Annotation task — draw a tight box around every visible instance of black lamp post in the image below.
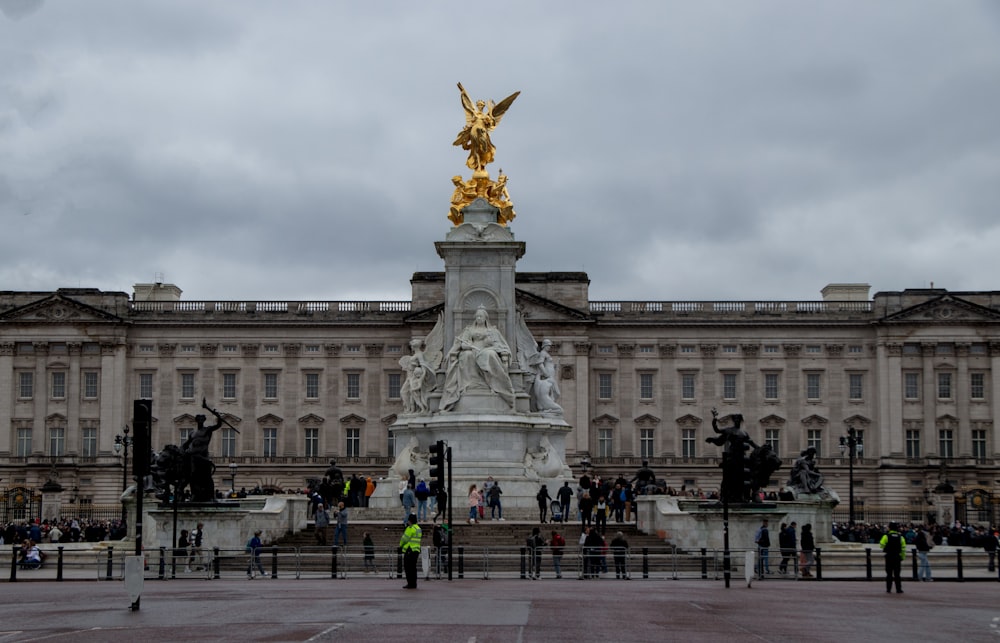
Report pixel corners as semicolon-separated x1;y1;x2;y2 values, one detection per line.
839;426;864;525
229;462;238;497
113;426;133;522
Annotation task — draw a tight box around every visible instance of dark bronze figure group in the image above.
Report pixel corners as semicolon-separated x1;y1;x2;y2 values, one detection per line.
706;408;782;504
150;399;237;503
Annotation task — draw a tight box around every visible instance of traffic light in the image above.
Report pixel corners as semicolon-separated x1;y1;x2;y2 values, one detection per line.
428;440;446;494
132;399;152;478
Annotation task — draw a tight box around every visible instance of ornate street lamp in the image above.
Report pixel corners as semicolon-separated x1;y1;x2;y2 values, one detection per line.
113;426;133;523
229;462;238;496
839;426;864;525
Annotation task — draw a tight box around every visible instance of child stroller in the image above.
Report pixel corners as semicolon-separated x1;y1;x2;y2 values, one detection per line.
550;500;563;522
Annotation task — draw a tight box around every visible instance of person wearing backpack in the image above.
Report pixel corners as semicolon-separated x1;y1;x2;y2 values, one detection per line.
754;518;771;576
880;521;906;593
415;479;430;521
915;525;933;582
488;481;504;521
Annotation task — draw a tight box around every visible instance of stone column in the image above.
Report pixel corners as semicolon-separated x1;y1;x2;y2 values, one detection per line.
955;343;971;457
573;342;591;456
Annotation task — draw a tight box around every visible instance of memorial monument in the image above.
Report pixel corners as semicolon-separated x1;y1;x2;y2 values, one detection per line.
379;83;573;509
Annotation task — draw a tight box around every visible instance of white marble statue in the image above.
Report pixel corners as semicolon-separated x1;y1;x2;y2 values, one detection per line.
391;436;429;480
523;435;567;479
398;317;443;415
440;305;515;411
514;317;563;415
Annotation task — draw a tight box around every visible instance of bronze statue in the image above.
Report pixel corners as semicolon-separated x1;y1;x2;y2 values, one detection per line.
706;408;758;503
453;83;520;173
150;398;236;503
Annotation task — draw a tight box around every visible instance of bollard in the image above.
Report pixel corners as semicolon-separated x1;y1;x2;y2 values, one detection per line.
458;546;465;579
520;546;527;579
159;547;166;580
331;545;338;579
396;547;403;579
815;548;822;580
700;548;708;579
957;549;964;582
106;547;114;580
643;547;649;580
57;546;64;582
865;548;872;580
911;547;918;580
271;545;279;579
10;544;20;582
213;547;220;579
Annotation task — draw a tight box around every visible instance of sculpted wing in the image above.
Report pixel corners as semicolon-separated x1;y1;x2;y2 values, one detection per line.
457;82;476;124
423;313;445;370
490;90;521;125
514;312;539;372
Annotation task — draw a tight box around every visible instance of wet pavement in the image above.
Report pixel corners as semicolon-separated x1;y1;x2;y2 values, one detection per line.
1;575;998;642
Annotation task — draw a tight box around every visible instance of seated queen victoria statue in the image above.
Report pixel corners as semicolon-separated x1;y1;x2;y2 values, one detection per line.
440;305;516;411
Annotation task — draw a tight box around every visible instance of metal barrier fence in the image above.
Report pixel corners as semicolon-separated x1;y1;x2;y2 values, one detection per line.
7;544;1000;583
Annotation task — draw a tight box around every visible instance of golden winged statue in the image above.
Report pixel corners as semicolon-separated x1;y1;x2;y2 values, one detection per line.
453;82;520;173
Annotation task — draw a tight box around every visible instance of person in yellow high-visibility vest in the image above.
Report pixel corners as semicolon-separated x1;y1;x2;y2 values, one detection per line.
400;514;423;589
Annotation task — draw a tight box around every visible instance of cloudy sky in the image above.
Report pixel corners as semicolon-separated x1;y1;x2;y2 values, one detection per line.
2;1;999;304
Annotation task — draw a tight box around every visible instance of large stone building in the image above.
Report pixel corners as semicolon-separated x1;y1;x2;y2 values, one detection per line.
2;277;999;523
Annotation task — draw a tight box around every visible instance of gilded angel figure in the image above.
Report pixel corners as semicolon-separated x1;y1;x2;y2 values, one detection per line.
453;82;520;172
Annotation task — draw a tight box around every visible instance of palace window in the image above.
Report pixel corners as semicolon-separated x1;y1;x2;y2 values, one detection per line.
598;373;613;400
640;429;655;459
346;373;361;400
681;429;697;458
346;428;361;458
972;430;987;462
848;373;864;401
263;373;279;400
82;427;98;458
84;372;99;399
388;373;402;400
16;428;32;457
681;373;696;401
263;428;277;458
904;372;920;400
50;372;66;399
598;428;613;457
221;428;237;457
222;372;237;400
722;373;738;401
49;427;65;457
806;373;822;400
18;372;33;399
139;373;154;399
807;429;822;457
937;372;952;400
764;373;780;401
305;373;320;400
970;373;985;400
939;429;954;459
180;373;196;400
305;428;319;458
765;429;780;455
906;430;920;459
639;373;654;400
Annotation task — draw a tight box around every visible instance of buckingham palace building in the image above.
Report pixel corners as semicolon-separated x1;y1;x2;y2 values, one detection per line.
2;278;999;523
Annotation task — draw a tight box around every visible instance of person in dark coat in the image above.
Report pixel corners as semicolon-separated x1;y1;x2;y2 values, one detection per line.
536;485;552;523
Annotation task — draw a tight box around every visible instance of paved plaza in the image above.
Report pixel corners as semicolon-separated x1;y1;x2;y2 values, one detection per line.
1;576;998;642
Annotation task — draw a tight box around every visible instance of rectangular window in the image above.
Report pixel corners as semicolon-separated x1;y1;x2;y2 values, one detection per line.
681;373;696;400
722;373;738;400
681;429;696;458
221;428;237;457
640;429;655;459
49;427;65;456
972;430;987;461
387;430;396;458
263;373;278;400
848;345;864;354
346;373;361;399
263;428;277;458
937;372;952;399
939;429;954;459
346;428;361;458
179;428;192;444
598;373;613;399
765;429;779;455
305;373;320;400
763;345;780;354
680;346;696;354
598;428;613;457
807;429;822;456
263;344;280;353
388;373;402;400
905;430;920;459
764;373;779;400
904;372;920;400
806;345;822;354
305;344;321;354
806;373;821;400
639;373;654;400
305;428;319;458
222;373;237;399
84;372;99;399
722;345;738;354
180;373;195;399
849;373;864;401
19;372;34;399
82;427;98;457
971;373;985;400
50;372;66;399
139;373;154;399
16;428;32;457
639;346;655;354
